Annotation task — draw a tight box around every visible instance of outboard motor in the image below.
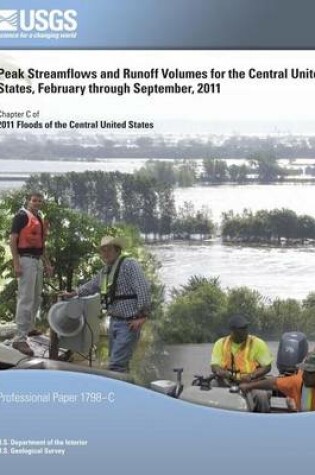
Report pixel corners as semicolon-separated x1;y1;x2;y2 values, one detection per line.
277;331;308;375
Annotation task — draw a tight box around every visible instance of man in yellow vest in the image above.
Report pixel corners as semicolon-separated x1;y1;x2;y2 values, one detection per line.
211;314;273;412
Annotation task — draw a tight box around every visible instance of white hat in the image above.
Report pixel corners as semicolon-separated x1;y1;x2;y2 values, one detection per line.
100;235;125;249
48;299;84;337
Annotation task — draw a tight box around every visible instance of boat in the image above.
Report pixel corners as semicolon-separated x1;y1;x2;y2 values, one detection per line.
0;293;310;402
150;331;309;412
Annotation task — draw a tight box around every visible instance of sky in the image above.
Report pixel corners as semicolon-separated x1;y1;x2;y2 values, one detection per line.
1;50;315;134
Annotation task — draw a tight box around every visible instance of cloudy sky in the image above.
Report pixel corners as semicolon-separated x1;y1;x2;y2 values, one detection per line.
1;50;315;134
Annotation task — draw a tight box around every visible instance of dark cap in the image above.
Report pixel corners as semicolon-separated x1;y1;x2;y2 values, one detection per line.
228;314;249;330
299;353;315;373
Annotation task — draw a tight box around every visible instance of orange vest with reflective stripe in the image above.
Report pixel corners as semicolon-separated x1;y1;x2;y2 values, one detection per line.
18;209;45;249
222;335;258;379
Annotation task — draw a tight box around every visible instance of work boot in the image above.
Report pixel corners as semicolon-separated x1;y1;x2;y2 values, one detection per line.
27;329;42;337
12;341;34;357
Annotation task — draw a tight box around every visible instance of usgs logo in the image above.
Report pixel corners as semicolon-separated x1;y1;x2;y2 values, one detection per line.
0;9;77;32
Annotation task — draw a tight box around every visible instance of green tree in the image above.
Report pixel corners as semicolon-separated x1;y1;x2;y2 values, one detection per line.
175;159;197;187
136;160;177;186
228;164;239;182
134;175;159;238
226;287;265;333
172;202;214;240
214;160;228;182
228;164;248;183
159;277;227;343
202;158;215;181
157;184;176;238
297;215;315;243
202;158;228;183
300;293;315;338
269;208;298;242
249;152;283;183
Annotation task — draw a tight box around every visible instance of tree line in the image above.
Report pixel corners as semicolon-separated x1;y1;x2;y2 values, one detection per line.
222;208;315;244
4;170;314;248
3;133;315;160
158;277;315;343
26;171;214;240
23;171;315;245
137;154;312;186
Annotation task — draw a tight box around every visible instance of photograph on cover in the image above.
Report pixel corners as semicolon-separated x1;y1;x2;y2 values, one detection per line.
1;50;315;413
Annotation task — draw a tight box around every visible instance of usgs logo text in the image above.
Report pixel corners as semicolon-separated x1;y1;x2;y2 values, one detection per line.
0;9;77;32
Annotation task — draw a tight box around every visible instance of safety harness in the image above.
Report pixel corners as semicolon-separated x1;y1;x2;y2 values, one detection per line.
100;255;137;309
